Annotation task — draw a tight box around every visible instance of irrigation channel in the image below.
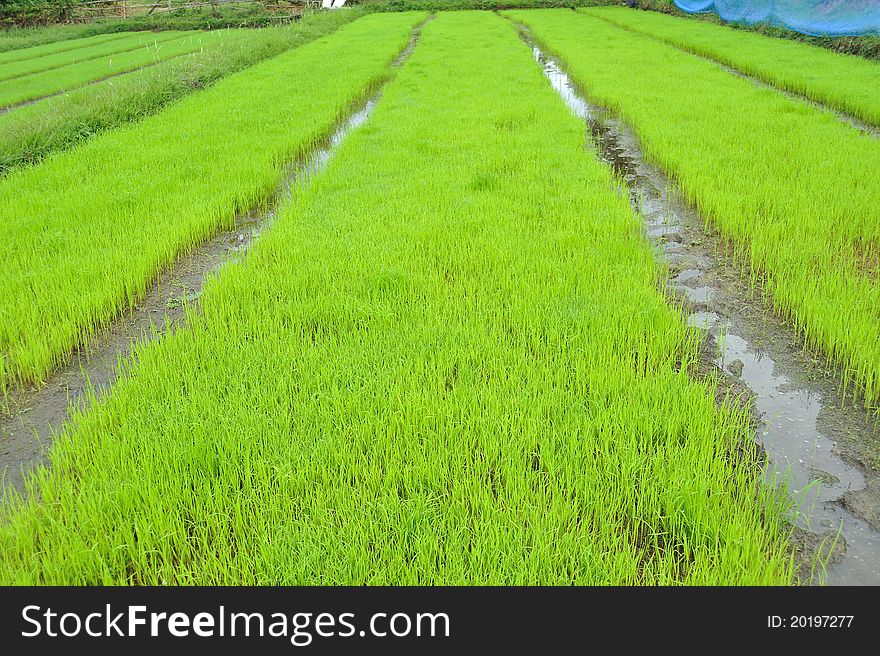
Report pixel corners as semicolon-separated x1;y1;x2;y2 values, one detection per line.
0;20;429;497
521;31;880;585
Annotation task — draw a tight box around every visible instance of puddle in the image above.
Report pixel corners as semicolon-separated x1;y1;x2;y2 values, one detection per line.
526;34;880;585
686;311;721;329
683;285;714;305
676;268;703;284
0;21;428;498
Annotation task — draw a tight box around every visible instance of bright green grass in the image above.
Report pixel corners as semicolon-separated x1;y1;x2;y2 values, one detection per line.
0;10;361;176
0;10;795;585
0;12;425;392
584;6;880;128
0;30;197;83
0;29;249;109
0;31;131;64
509;9;880;410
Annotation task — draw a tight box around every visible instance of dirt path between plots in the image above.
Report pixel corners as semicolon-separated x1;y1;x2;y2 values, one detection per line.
0;19;431;498
521;29;880;586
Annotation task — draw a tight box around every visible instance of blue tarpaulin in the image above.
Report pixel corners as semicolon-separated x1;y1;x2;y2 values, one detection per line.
673;1;880;36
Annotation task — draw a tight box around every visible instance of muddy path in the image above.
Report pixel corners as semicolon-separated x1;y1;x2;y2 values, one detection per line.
0;20;430;498
522;30;880;585
588;12;879;139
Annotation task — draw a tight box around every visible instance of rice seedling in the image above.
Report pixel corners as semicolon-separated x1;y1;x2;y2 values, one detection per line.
0;10;795;585
0;29;250;110
0;11;425;392
0;10;362;175
507;9;880;410
584;6;880;128
0;30;198;83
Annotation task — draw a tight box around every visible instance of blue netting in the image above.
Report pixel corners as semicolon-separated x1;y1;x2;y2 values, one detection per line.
673;1;880;36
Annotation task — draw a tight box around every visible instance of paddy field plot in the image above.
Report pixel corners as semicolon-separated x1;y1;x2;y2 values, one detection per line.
0;10;361;176
584;6;880;129
0;11;794;585
509;9;880;409
0;12;422;393
1;7;877;586
0;29;250;110
0;30;199;83
0;31;132;65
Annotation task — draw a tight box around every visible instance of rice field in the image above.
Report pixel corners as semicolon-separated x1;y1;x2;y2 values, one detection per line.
0;30;196;82
0;12;421;392
0;29;251;110
0;10;361;175
510;8;880;409
0;31;131;63
0;6;876;586
586;6;880;128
